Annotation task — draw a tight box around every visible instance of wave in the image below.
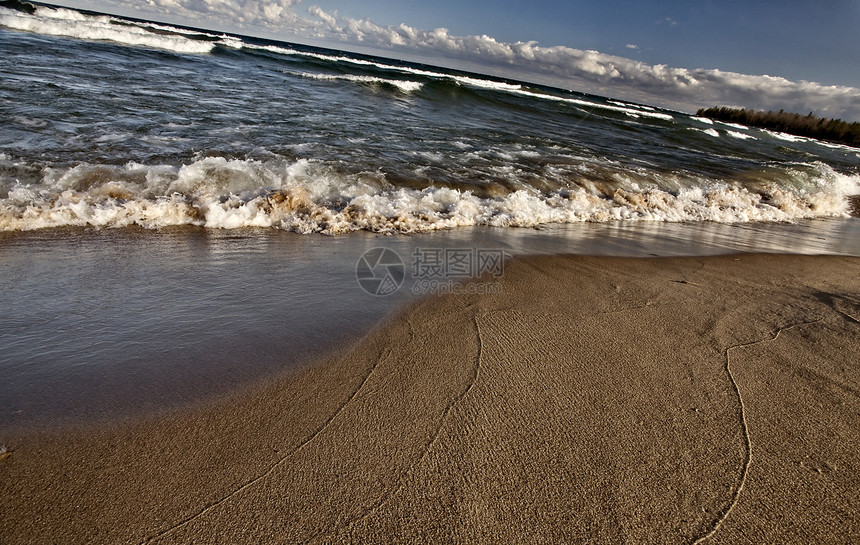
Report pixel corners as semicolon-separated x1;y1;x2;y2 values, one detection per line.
2;2;678;122
761;129;810;143
692;116;714;125
717;121;750;131
727;130;756;140
757;129;860;152
508;88;675;121
692;128;720;138
288;71;423;93
246;42;527;93
0;6;583;108
0;3;220;53
241;41;661;118
1;157;856;233
608;99;657;112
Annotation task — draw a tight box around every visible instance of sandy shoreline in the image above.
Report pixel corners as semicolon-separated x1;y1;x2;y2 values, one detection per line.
1;253;859;543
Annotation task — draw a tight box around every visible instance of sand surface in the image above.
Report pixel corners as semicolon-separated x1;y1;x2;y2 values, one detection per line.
1;254;858;543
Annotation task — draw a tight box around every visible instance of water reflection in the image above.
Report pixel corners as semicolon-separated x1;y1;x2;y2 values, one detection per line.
1;218;857;428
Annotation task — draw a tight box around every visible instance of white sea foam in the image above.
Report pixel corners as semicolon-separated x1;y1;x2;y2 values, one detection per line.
813;140;859;151
509;89;674;121
250;43;451;79
608;99;656;111
135;20;239;47
727;130;756;140
2;158;856;233
0;5;217;53
248;43;529;94
757;129;858;151
694;128;720;138
452;75;522;92
718;121;750;130
764;130;806;142
290;71;423;93
244;41;679;120
691;116;714;124
244;44;522;91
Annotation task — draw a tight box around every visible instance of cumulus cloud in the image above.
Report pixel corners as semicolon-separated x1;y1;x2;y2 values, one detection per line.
137;0;307;29
306;5;338;32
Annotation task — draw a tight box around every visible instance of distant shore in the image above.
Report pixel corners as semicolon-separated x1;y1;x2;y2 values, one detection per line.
1;253;858;543
697;106;860;147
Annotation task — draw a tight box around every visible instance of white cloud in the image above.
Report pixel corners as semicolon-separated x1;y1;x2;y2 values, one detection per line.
625;44;639;50
306;5;338;32
139;0;306;28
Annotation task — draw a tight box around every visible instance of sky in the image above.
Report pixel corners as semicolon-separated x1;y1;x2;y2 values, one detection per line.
34;0;860;119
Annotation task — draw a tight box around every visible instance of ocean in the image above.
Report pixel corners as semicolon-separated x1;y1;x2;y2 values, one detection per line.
1;2;859;427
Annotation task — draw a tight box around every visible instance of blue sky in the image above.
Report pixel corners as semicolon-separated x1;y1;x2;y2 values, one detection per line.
17;1;860;118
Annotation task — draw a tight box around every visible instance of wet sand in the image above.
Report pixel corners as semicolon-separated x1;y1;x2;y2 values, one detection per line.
1;253;859;544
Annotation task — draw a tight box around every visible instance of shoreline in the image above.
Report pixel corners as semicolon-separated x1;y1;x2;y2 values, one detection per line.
1;252;858;543
4;218;859;429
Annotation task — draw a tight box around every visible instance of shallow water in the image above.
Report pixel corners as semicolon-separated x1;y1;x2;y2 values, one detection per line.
1;219;858;428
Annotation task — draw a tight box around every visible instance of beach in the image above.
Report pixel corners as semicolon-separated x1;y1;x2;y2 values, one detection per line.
2;252;858;543
2;3;860;544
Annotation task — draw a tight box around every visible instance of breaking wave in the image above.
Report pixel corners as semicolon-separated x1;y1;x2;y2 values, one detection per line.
289;71;424;93
1;157;856;233
0;3;223;53
0;3;684;120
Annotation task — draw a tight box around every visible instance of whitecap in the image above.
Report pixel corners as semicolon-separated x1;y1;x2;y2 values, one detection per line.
0;5;216;53
2;158;856;233
289;71;423;93
727;130;756;140
693;128;720;138
718;121;750;130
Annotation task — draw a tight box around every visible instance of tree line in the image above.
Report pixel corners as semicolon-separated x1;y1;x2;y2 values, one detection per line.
696;106;860;146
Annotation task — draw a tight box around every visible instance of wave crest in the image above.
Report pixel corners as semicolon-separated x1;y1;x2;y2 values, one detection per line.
0;4;218;53
289;71;423;93
1;157;856;233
